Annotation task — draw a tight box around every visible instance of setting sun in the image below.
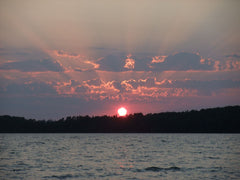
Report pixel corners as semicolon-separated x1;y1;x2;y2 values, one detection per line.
117;107;127;117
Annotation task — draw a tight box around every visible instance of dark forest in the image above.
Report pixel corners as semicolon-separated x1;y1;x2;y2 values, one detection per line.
0;106;240;133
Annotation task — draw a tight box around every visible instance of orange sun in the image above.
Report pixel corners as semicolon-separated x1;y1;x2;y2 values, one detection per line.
117;107;127;117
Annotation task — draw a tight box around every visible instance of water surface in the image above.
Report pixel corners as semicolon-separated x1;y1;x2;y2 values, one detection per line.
0;134;240;179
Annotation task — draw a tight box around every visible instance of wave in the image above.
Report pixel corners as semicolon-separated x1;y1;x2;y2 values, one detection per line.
43;174;82;179
145;166;181;172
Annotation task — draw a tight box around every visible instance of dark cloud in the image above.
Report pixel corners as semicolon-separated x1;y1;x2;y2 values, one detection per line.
122;79;139;89
97;54;153;72
150;52;213;71
84;79;102;86
0;49;239;119
112;81;124;92
0;48;63;72
133;56;152;71
96;52;214;72
119;78;156;90
75;85;89;93
226;54;240;58
104;77;240;97
0;58;63;72
141;78;156;87
0;82;57;96
97;55;126;72
0;48;50;61
157;79;240;95
57;50;79;57
69;80;80;87
74;68;83;72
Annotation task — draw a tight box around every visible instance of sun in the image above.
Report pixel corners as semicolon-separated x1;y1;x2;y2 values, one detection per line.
117;107;127;117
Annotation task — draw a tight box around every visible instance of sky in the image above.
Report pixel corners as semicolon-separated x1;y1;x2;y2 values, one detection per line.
0;0;240;119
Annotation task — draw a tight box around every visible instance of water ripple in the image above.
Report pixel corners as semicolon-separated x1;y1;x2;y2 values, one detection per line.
0;134;239;180
145;166;181;172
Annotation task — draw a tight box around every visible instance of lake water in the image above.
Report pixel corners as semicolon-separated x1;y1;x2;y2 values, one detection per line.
0;134;240;180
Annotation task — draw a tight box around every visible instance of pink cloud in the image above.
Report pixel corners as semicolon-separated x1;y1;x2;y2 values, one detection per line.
213;60;221;71
151;56;167;63
225;59;240;71
84;60;100;69
124;54;135;70
1;50;239;103
200;58;205;64
48;50;101;72
212;57;240;72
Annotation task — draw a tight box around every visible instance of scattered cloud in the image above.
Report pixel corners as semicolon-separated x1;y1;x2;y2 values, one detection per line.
1;49;239;118
212;59;240;71
225;60;240;71
44;73;240;102
124;54;135;70
151;56;166;63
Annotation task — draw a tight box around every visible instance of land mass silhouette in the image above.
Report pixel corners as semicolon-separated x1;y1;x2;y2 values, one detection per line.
0;106;240;133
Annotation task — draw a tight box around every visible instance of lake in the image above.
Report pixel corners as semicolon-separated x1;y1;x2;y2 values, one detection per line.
0;134;240;179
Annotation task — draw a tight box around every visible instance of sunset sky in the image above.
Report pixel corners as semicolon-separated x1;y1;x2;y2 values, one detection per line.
0;0;240;119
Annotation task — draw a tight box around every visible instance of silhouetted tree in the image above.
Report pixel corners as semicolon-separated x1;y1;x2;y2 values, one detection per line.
0;106;239;133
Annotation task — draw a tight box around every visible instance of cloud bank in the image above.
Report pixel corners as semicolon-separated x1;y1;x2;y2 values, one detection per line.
0;49;239;118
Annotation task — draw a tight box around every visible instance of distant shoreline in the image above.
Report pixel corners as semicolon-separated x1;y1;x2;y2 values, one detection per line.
1;106;240;133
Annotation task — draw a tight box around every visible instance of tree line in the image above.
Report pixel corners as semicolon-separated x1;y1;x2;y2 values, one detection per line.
0;106;240;133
